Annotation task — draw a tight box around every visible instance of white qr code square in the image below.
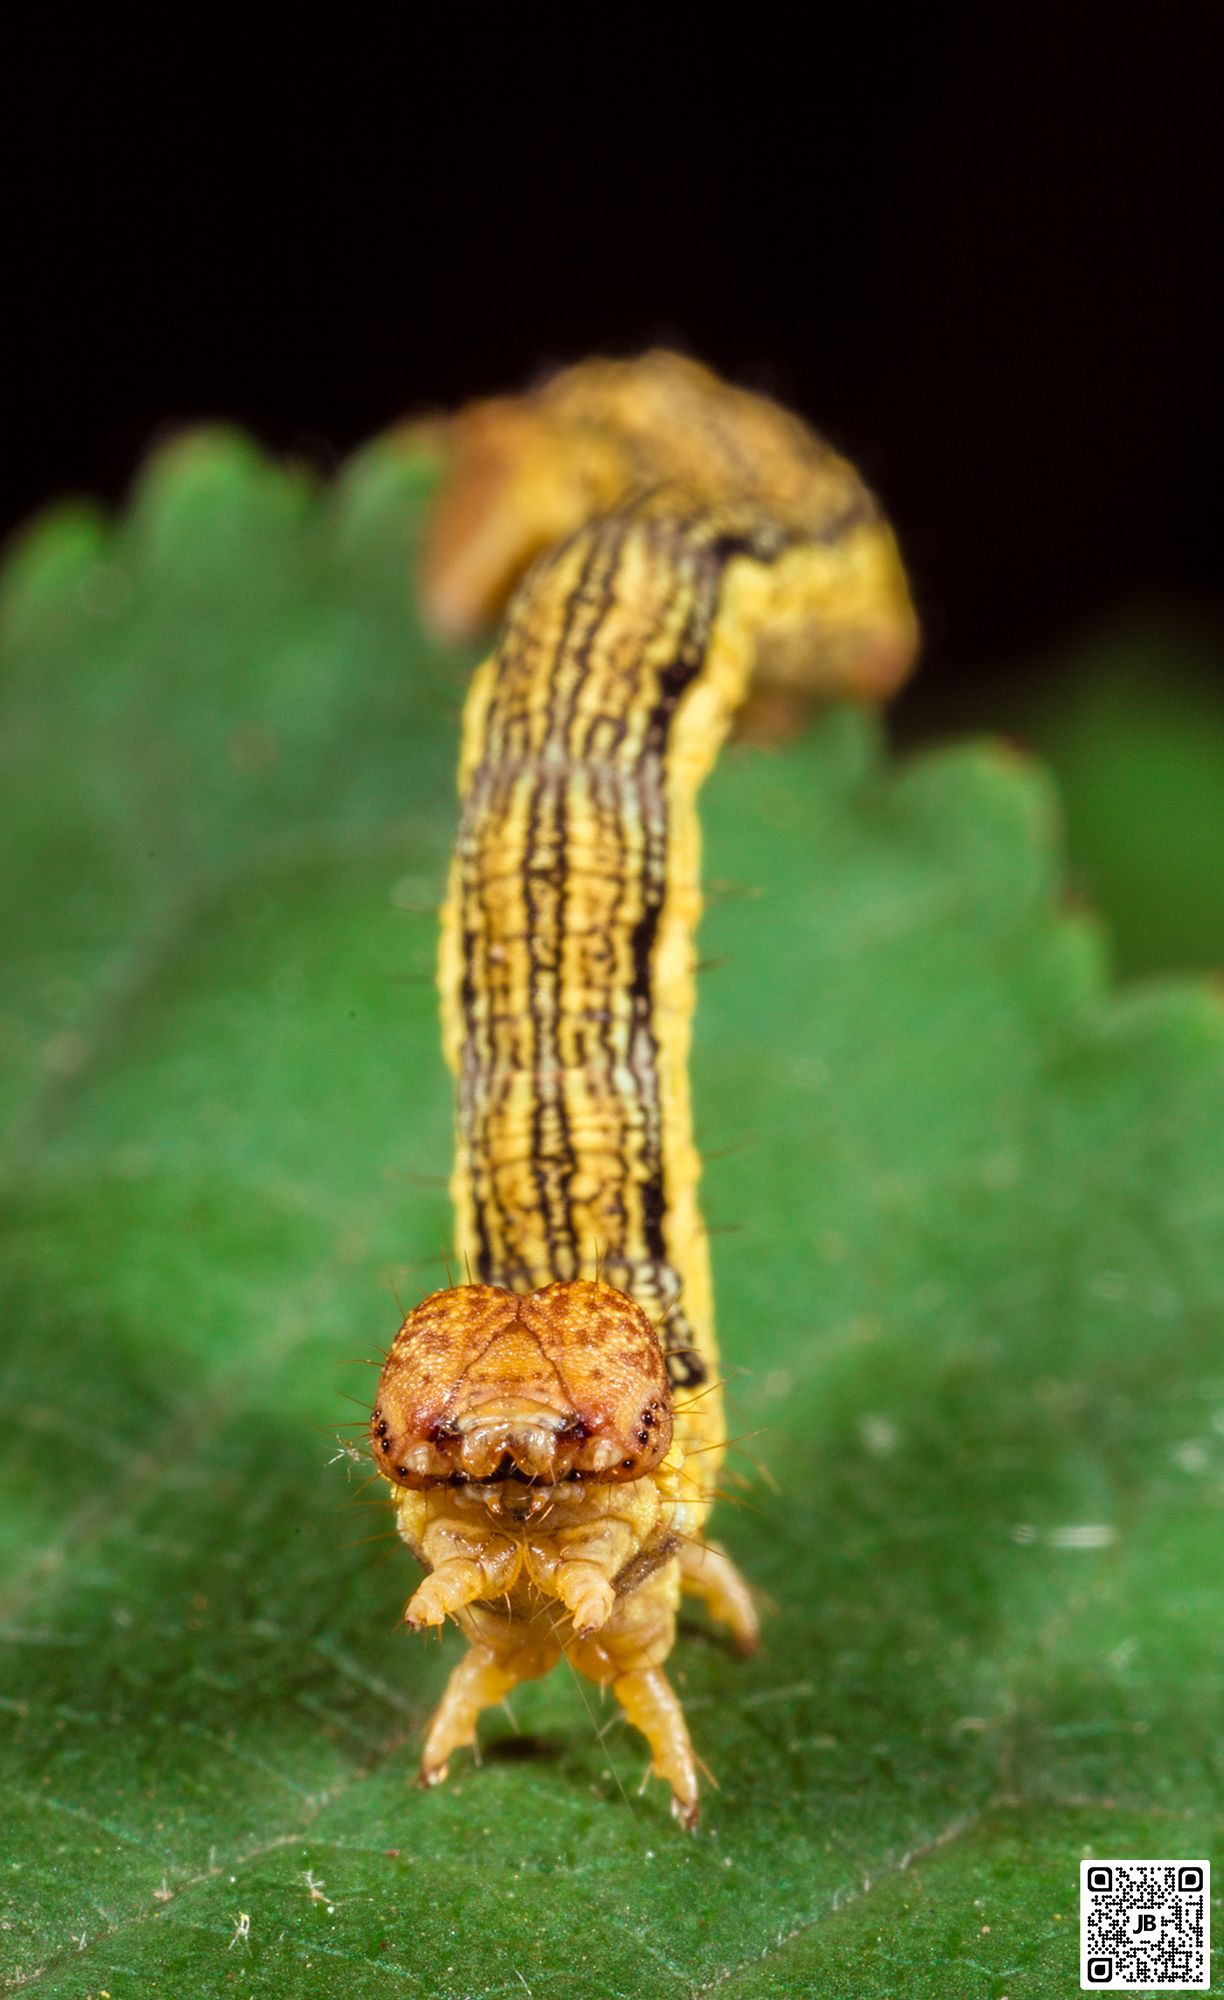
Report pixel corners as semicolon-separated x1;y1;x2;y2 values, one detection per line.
1081;1859;1210;1988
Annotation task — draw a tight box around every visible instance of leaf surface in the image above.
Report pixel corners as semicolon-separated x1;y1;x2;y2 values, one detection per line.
2;440;1222;1998
1027;615;1224;977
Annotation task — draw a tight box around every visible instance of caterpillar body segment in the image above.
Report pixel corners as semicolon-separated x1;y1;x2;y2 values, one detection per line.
371;352;917;1824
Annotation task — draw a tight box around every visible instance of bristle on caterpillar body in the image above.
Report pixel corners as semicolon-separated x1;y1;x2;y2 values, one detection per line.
371;352;917;1826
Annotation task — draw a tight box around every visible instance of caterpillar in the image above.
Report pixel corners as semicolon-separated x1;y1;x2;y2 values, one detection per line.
370;352;918;1826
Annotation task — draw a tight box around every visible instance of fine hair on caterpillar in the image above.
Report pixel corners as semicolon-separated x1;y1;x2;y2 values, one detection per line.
369;350;918;1827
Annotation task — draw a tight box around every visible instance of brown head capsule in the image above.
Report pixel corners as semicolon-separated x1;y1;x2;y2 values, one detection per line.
370;1279;673;1488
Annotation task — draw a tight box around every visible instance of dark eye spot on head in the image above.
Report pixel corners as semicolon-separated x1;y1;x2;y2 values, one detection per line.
396;1465;409;1478
622;1458;633;1469
636;1429;649;1445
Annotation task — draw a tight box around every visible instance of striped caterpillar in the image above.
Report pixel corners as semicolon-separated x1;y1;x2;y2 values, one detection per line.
370;353;917;1826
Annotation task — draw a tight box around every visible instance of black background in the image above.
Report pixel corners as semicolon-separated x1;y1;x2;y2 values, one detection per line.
7;10;1221;718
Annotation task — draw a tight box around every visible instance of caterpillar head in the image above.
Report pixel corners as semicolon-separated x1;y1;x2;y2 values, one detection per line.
370;1279;674;1488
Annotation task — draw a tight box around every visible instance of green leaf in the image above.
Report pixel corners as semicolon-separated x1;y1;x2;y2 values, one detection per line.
1024;613;1224;979
2;439;1222;1999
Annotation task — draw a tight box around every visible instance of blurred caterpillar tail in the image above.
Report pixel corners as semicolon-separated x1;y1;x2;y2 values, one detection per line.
419;348;918;713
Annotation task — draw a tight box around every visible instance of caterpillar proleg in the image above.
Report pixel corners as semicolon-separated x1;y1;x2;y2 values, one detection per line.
371;352;917;1825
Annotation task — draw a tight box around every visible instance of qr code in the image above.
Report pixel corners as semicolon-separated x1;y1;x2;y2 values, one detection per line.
1081;1859;1210;1988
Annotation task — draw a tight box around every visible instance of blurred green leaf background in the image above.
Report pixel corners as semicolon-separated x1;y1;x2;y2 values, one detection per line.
1;437;1222;1998
905;608;1224;983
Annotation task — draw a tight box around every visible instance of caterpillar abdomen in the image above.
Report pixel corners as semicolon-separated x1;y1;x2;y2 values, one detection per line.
370;354;917;1826
442;510;730;1393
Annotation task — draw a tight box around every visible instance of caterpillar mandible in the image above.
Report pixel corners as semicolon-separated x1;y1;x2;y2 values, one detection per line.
370;352;918;1826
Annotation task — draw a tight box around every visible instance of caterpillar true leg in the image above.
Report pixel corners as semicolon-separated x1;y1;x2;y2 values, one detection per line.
568;1556;698;1826
677;1537;760;1655
610;1668;700;1831
371;351;918;1824
420;1621;561;1787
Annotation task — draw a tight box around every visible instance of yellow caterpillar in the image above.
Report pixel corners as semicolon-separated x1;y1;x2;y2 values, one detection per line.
370;352;917;1825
